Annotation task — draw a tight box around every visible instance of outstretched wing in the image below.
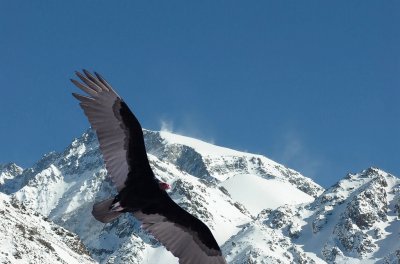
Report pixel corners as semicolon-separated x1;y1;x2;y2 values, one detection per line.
71;70;152;191
134;193;227;264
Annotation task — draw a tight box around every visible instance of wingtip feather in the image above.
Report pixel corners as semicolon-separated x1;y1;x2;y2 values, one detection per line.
94;72;112;90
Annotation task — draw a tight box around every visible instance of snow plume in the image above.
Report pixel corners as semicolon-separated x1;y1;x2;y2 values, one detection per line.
160;119;174;133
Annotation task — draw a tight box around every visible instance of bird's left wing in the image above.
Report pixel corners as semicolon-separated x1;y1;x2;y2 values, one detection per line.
134;193;227;264
71;70;152;191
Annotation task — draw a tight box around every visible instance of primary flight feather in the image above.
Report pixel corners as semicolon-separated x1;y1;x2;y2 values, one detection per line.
71;70;226;264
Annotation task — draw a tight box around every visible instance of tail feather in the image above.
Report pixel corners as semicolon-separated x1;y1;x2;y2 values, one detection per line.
92;198;123;223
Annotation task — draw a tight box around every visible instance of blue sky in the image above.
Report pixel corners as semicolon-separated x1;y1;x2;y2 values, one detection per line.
0;1;398;187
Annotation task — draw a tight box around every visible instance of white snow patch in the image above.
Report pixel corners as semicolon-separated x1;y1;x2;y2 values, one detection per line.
221;173;315;215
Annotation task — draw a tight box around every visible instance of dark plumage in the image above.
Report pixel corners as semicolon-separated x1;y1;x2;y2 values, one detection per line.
71;70;227;264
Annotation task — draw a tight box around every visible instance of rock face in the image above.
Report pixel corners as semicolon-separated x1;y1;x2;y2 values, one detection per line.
0;192;95;264
0;129;398;263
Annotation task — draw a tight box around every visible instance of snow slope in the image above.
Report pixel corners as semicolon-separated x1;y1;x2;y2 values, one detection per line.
221;173;314;215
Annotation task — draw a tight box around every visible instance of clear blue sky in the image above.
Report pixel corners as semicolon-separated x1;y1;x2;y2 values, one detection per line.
0;1;398;187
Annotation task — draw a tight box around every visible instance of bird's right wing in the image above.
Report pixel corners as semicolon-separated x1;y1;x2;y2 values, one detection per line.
71;70;152;191
134;193;227;264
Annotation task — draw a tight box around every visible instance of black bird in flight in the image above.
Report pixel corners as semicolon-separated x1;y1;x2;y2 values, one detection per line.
71;70;227;264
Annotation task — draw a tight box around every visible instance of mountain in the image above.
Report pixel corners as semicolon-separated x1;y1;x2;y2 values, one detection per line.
0;192;95;263
0;129;398;263
224;167;400;263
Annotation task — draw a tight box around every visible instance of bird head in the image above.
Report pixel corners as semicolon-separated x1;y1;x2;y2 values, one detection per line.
158;182;171;190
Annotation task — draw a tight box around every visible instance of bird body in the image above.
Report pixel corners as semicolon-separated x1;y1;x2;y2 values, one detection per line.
71;70;227;264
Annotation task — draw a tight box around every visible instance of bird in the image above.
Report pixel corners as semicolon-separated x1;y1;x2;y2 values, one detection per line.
70;70;227;264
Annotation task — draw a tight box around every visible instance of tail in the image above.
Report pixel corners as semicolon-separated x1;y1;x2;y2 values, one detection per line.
92;198;123;223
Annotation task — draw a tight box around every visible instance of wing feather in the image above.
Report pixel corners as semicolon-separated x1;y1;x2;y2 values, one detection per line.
72;93;95;103
70;79;98;96
71;70;152;190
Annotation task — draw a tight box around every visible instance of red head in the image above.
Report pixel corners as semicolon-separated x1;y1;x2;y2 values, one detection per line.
158;181;171;190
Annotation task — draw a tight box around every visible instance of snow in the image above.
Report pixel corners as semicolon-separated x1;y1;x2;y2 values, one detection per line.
221;173;315;215
223;223;320;264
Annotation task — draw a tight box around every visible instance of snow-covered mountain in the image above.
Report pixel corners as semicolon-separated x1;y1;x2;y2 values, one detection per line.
0;129;398;263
